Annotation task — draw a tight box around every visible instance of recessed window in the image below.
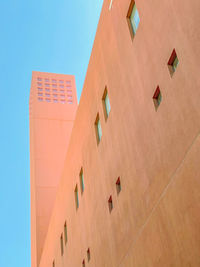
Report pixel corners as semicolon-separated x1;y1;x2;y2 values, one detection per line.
82;259;85;267
116;177;121;194
153;86;162;110
45;88;50;92
52;84;57;88
108;195;113;212
45;78;49;82
95;113;102;144
53;99;58;103
60;234;64;256
37;87;43;91
87;248;90;262
79;168;84;194
127;1;140;38
64;222;67;245
59;84;64;88
74;185;79;209
45;83;50;87
37;82;42;86
38;97;43;102
38;93;43;96
168;49;179;76
45;98;51;102
59;80;64;84
102;87;111;120
37;77;42;81
52;79;57;83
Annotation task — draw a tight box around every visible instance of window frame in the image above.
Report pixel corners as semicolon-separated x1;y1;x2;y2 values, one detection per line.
127;0;140;39
87;248;91;262
64;222;67;245
60;233;64;256
108;195;113;213
153;86;162;110
79;168;84;194
168;49;179;76
95;113;102;144
74;185;79;209
102;87;111;120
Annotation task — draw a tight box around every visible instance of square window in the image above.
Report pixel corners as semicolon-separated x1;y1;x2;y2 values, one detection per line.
79;168;84;194
153;86;162;110
102;87;111;120
127;1;140;37
95;113;102;144
168;49;179;76
74;185;79;209
108;195;113;213
64;222;67;245
87;248;90;262
116;177;121;194
60;234;64;256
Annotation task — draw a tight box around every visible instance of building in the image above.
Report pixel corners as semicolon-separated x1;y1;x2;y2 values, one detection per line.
30;0;200;266
29;71;78;266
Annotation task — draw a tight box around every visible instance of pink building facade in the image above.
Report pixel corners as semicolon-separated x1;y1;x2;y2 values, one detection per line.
29;71;78;266
30;0;200;266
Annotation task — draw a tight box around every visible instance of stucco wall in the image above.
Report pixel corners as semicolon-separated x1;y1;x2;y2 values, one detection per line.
36;0;200;266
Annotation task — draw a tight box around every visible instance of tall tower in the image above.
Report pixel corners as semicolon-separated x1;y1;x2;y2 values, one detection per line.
29;71;78;267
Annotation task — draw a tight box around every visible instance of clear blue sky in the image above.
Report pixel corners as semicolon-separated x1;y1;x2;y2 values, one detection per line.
0;0;103;266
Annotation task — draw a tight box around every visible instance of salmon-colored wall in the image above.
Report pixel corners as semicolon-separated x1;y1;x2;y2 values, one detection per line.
32;0;200;266
29;72;78;266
